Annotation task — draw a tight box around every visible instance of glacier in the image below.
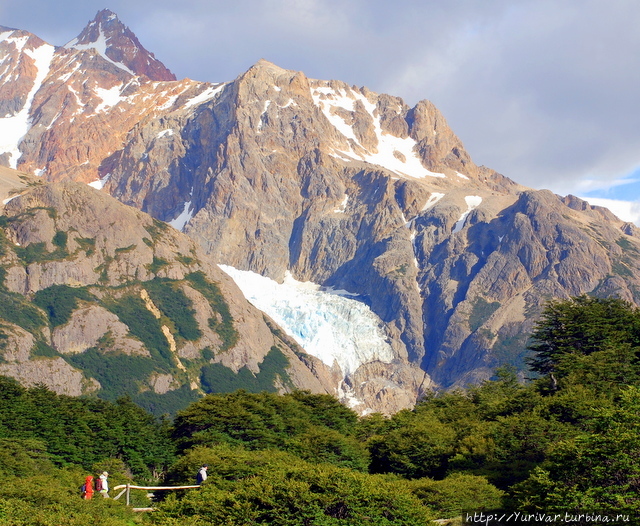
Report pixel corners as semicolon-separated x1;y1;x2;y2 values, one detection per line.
218;265;395;376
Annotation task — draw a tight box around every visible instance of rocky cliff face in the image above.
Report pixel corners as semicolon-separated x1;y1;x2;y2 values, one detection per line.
2;12;640;409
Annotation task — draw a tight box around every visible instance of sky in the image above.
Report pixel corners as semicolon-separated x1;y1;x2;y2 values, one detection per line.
2;0;640;222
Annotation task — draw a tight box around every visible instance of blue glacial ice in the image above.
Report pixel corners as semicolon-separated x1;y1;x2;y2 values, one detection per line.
218;265;395;376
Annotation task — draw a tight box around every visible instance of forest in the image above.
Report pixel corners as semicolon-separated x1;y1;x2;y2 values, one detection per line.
0;295;638;525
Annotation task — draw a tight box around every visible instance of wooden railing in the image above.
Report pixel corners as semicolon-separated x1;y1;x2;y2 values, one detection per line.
112;484;201;509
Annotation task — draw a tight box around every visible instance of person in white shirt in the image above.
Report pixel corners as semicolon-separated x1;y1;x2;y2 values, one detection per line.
196;464;208;484
99;471;109;498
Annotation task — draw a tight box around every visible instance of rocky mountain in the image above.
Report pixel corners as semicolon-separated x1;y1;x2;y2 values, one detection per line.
0;179;347;415
2;11;640;410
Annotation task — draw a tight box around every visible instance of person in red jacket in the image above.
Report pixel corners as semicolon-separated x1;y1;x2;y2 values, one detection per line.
82;475;94;500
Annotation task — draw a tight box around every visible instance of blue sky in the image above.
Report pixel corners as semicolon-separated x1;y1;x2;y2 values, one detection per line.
2;0;640;222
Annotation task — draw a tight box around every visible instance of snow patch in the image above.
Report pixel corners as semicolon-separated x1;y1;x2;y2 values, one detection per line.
88;173;110;190
452;196;482;234
158;94;180;111
218;265;395;376
66;27;135;76
94;84;123;113
57;62;81;83
333;195;349;213
258;100;271;131
184;84;225;109
0;42;55;168
168;201;194;232
422;192;445;211
0;31;15;44
2;34;29;51
156;129;174;139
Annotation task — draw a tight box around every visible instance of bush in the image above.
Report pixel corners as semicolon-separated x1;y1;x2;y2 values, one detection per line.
185;272;238;352
0;439;54;478
0;290;47;332
33;285;95;328
409;473;504;516
368;409;456;479
0;468;141;526
67;346;158;401
106;294;171;366
199;347;291;394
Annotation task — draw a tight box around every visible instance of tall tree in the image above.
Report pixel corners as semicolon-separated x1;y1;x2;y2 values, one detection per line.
527;296;640;392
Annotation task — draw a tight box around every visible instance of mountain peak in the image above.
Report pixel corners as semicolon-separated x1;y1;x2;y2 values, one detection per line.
65;9;176;81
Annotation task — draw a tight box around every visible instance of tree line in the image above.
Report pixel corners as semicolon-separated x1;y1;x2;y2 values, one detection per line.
0;295;638;524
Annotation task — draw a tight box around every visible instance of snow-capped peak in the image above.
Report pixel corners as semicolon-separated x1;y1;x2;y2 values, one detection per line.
65;10;176;81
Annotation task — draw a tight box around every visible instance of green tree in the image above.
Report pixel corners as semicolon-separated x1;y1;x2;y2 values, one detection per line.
0;467;141;526
514;386;640;512
0;438;53;478
0;378;172;480
409;473;504;516
171;391;367;470
368;409;456;479
527;296;640;392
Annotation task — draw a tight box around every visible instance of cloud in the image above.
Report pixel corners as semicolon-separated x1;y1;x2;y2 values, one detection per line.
382;0;640;194
579;196;640;226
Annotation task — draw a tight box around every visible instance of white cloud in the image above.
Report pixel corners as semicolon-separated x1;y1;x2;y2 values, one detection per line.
579;196;640;226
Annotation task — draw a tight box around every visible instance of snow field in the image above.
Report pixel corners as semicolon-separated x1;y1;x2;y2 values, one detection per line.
311;84;445;180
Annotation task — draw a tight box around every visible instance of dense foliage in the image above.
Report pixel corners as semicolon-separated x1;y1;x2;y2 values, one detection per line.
33;285;95;328
528;295;640;392
0;377;173;480
199;346;292;394
0;295;639;524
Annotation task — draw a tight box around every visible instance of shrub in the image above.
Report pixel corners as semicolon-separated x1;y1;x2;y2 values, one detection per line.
67;347;158;401
144;279;201;342
0;290;47;332
74;236;96;256
0;468;141;526
147;256;169;274
199;347;290;394
33;285;95;328
105;294;171;366
409;473;504;516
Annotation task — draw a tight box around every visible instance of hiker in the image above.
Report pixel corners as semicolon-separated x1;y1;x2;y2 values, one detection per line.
82;475;94;500
196;464;208;484
97;471;110;498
